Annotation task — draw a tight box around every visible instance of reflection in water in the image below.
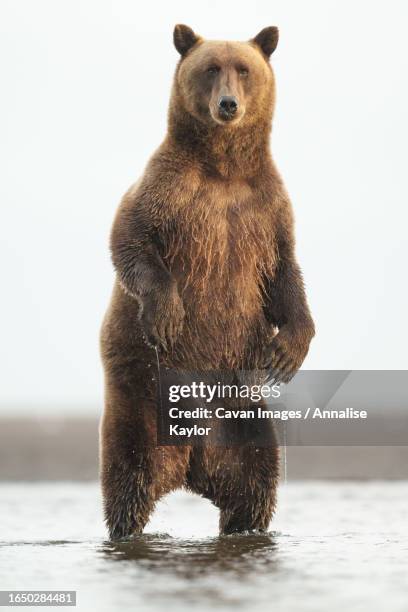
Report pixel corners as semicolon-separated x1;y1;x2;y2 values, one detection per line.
100;532;279;578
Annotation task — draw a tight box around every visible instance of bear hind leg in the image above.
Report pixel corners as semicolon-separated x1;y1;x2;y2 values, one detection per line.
100;366;190;540
188;446;280;535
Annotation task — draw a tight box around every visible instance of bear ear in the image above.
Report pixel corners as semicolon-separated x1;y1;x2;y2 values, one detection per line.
251;26;279;59
173;24;200;57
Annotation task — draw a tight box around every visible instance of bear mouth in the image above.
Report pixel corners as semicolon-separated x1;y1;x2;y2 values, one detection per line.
218;110;236;122
214;108;244;125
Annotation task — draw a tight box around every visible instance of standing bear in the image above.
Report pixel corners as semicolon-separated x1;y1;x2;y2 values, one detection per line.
100;25;315;539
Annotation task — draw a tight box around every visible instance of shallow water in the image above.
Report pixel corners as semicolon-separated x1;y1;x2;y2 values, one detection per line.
0;482;407;611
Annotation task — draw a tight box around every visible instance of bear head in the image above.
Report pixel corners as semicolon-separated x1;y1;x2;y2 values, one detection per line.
172;24;279;128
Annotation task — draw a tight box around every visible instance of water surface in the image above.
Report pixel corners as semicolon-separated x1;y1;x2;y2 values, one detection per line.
0;482;407;611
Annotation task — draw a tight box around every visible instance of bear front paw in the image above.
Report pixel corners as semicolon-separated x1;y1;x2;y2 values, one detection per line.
262;325;313;384
140;285;185;351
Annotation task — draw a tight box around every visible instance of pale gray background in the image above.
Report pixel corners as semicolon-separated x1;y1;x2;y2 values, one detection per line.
1;0;407;415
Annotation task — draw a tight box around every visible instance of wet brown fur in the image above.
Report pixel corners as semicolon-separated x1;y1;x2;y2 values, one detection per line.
100;25;315;539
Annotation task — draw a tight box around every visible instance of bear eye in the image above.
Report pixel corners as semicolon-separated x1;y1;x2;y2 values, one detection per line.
238;66;249;77
207;65;220;75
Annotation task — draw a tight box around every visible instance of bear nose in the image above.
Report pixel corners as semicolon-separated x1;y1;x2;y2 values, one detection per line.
218;96;238;117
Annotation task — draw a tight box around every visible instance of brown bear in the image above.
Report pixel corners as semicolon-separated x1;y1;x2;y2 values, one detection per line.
100;24;315;539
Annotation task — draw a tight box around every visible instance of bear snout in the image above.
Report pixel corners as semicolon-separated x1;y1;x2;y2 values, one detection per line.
218;96;239;120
